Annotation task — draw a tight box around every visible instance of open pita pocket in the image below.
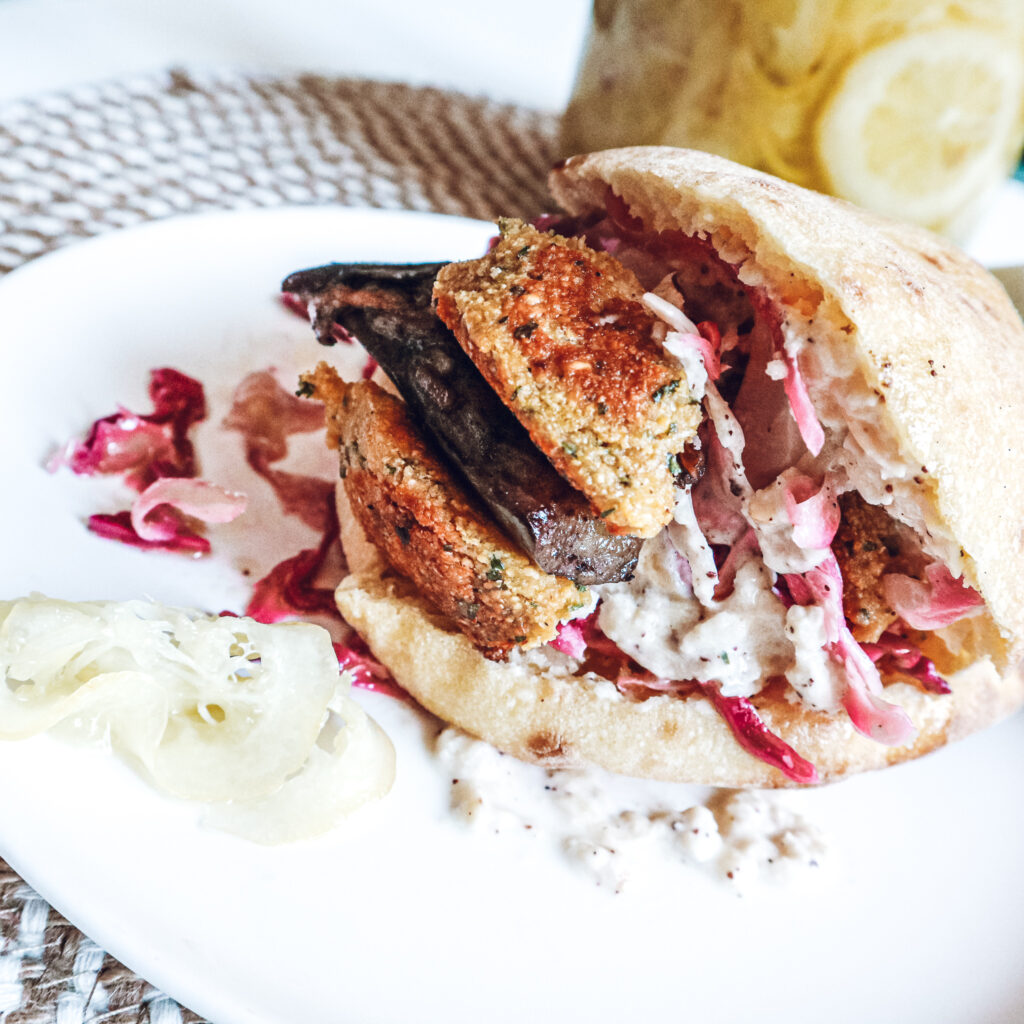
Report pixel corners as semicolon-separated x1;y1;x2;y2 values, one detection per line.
295;146;1024;786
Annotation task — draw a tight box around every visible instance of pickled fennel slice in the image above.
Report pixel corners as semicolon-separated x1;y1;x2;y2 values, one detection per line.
0;596;395;840
206;691;395;845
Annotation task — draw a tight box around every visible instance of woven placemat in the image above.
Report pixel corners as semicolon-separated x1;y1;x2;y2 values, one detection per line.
0;66;558;1023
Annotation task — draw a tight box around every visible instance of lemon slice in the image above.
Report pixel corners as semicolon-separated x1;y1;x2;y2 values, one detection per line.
816;27;1024;230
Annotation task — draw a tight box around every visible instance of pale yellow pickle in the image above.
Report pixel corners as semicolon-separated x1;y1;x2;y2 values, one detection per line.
562;0;1024;236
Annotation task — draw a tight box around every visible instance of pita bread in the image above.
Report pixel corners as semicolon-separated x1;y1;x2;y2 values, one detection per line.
336;570;1024;786
333;147;1024;786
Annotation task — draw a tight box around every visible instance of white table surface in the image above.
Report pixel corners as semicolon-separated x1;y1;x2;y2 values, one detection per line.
0;0;590;109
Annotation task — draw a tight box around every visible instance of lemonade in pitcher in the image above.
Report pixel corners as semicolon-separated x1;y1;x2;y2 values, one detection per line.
561;0;1024;236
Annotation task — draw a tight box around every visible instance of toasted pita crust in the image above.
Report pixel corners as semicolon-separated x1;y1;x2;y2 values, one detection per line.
550;147;1024;664
330;146;1024;785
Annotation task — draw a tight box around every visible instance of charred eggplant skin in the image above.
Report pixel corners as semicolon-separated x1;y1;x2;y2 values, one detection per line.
282;262;444;348
283;262;641;585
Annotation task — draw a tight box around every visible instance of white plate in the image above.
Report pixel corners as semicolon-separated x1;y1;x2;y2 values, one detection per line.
2;203;1024;1024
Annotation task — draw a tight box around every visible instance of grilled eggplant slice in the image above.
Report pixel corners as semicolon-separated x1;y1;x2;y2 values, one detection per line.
284;263;642;584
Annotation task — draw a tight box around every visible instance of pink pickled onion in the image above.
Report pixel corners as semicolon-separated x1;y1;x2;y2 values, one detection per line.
745;290;824;457
550;619;588;659
55;367;206;490
551;607;645;668
659;321;721;381
834;631;917;744
783;472;840;551
334;636;409;701
147;367;206;427
130;478;246;542
782;352;824;456
60;417;181;485
696;321;722;381
58;368;232;555
861;633;951;695
786;553;916;746
87;510;210;555
700;684;819;784
882;563;984;631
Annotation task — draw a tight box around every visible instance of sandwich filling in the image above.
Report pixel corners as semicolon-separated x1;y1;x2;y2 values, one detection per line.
290;207;988;785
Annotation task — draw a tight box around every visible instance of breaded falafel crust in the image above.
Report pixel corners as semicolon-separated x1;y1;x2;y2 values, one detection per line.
833;493;913;643
434;219;702;538
303;363;588;660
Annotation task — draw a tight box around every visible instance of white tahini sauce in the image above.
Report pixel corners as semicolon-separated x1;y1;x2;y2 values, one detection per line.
598;548;792;698
435;727;827;894
784;604;845;713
